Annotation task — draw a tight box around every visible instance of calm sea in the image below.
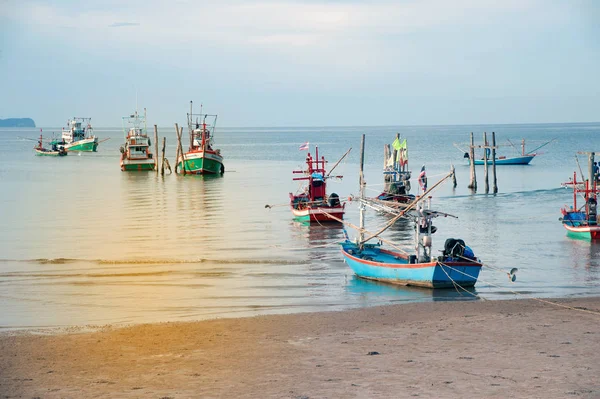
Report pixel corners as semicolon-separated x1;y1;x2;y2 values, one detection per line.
1;123;599;329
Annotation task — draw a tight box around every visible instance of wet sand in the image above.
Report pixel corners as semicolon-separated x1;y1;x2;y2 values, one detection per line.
1;297;599;398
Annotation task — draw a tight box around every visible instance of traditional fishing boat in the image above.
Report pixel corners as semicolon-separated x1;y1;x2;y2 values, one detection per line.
289;146;350;223
340;138;483;288
34;134;67;156
53;117;99;152
374;135;414;205
176;101;224;175
560;153;600;239
458;138;554;165
119;109;155;171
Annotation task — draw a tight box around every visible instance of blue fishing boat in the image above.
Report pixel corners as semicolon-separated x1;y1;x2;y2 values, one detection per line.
341;149;483;289
458;138;554;166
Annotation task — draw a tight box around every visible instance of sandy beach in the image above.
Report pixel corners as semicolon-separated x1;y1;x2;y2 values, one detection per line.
1;297;599;398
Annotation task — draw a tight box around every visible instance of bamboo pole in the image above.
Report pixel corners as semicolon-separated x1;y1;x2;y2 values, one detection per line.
175;123;186;175
468;132;477;190
175;144;180;174
153;125;159;173
483;132;489;194
161;136;166;176
492;131;498;194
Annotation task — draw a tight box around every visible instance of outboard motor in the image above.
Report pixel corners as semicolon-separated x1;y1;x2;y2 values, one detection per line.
328;193;340;207
588;198;597;226
443;238;465;259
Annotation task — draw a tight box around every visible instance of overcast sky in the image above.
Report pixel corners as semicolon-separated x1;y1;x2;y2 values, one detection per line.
1;0;598;126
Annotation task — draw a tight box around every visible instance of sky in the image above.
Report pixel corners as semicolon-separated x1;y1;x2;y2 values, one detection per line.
0;0;599;127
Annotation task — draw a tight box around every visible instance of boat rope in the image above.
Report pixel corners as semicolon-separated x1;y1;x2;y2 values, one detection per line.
437;260;600;317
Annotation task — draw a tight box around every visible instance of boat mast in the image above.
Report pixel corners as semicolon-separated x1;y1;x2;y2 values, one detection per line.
190;101;194;150
521;139;525;156
359;134;366;246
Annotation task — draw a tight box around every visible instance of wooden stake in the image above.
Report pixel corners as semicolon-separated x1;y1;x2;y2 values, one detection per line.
175;123;186;175
468;132;477;190
492;131;498;194
451;164;457;188
153;125;159;173
483;132;489;193
161;136;166;176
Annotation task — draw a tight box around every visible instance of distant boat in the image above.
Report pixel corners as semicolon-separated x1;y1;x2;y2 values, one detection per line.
341;136;483;289
53;117;99;152
34;134;67;156
560;155;600;240
289;146;350;223
374;135;415;205
120;109;155;171
458;138;554;166
176;101;224;175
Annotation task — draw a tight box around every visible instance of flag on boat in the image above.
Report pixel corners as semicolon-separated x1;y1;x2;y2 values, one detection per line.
419;165;427;191
299;142;309;151
392;137;402;151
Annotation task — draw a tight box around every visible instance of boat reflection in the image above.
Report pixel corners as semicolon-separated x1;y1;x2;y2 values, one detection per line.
346;274;480;302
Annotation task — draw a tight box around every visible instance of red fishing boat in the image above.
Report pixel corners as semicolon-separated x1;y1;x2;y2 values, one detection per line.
560;167;600;240
289;146;349;223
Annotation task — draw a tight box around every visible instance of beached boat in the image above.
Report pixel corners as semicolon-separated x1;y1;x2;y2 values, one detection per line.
34;134;67;156
560;154;600;239
120;109;155;171
289;146;349;223
54;117;99;152
176;101;224;175
374;135;414;205
341;138;483;288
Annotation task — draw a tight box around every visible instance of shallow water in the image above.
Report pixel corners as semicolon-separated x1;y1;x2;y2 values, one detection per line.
1;123;599;329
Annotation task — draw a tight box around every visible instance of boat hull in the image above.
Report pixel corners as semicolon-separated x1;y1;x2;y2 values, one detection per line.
341;243;482;288
64;138;99;152
35;149;67;157
563;224;600;240
472;155;534;165
121;157;156;171
291;206;345;223
177;151;224;175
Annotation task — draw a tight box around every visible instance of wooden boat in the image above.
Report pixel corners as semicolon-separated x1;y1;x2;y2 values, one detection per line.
341;138;483;289
53;117;99;152
289;146;349;223
176;101;224;175
460;138;554;166
34;134;67;156
374;135;414;205
120;109;155;171
560;154;600;239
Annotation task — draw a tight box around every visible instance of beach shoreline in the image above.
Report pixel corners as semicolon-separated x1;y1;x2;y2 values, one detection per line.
1;296;599;398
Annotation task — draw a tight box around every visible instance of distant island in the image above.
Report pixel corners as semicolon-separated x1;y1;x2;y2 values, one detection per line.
0;118;36;127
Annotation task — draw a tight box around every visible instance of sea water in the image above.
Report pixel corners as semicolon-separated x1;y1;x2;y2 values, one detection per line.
1;123;599;329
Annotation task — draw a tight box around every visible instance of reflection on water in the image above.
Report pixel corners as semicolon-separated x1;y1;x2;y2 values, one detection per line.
2;124;600;328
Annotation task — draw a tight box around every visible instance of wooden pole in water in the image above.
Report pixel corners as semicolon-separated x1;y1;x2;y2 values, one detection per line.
483;132;489;193
468;132;477;190
153;125;159;173
175;123;186;175
161;136;166;176
589;152;595;191
451;164;457;188
492;131;498;194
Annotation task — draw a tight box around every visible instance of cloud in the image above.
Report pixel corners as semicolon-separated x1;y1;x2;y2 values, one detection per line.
109;22;140;28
